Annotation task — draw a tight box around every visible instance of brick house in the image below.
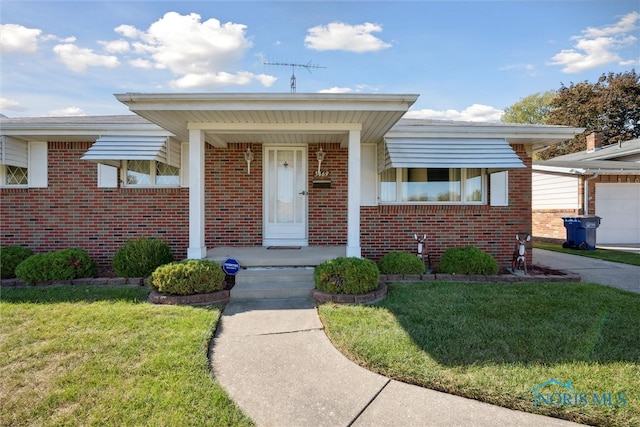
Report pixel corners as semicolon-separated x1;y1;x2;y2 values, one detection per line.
1;93;583;273
533;133;640;245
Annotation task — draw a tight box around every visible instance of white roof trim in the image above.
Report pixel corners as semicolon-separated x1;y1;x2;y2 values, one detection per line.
380;138;526;172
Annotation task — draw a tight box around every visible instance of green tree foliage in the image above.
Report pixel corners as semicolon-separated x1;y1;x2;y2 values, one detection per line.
501;91;556;125
540;70;640;159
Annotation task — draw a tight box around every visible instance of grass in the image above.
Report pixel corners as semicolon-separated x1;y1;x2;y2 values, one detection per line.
0;285;253;427
534;240;640;266
319;281;640;427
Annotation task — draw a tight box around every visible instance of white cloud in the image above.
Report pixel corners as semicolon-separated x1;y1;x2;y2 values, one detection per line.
305;22;391;52
254;74;278;87
318;87;353;94
405;104;504;122
0;97;26;112
114;11;273;89
584;11;640;37
548;11;639;73
499;63;537;77
114;24;143;39
0;24;42;54
100;39;130;54
46;107;86;117
171;71;254;89
53;43;120;72
129;58;154;69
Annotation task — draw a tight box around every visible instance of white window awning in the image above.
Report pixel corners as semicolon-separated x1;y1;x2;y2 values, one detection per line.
81;135;180;168
379;138;526;172
0;136;28;168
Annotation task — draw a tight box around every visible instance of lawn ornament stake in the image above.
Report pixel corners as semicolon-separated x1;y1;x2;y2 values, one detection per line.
512;234;531;274
414;233;431;270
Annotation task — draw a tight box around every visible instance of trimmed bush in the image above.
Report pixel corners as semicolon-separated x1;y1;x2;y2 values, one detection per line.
314;257;379;295
438;246;499;275
378;251;426;275
15;248;97;284
1;245;34;279
150;260;226;295
112;237;174;278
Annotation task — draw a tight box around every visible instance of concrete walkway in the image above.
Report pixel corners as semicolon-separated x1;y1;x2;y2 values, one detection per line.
533;248;640;293
210;298;583;427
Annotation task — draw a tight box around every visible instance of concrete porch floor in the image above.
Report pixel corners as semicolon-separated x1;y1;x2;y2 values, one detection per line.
206;245;346;268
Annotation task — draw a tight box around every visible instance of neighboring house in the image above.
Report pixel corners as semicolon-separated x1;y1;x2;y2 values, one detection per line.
1;93;583;272
533;133;640;245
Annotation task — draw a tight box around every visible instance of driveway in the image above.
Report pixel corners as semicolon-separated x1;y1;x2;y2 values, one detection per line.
533;248;640;294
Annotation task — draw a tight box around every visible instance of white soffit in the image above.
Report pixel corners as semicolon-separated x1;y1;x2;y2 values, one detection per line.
114;93;419;145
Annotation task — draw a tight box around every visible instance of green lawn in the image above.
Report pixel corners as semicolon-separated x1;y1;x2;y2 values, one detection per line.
319;282;640;427
534;241;640;266
0;285;253;427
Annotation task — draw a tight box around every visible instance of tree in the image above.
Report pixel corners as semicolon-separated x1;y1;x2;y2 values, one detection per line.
501;91;556;124
541;70;640;159
502;71;640;159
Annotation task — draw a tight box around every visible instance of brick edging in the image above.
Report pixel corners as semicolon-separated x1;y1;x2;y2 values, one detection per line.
0;277;147;287
379;268;581;283
311;283;388;304
147;289;230;306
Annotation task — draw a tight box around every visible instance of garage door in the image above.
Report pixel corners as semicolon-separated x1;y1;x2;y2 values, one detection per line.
595;183;640;244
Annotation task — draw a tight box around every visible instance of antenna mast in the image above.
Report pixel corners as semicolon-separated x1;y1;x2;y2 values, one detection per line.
263;60;326;93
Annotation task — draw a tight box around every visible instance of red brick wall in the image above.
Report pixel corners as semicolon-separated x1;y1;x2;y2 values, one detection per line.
533;210;581;240
205;144;263;246
361;144;533;267
308;144;348;244
1;141;188;274
2;141;533;271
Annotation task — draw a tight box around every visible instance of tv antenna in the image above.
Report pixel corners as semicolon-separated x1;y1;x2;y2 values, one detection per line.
263;60;326;93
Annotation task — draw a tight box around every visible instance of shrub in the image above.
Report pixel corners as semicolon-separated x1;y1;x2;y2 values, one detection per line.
1;245;34;279
314;257;379;295
438;246;499;275
378;251;426;275
112;237;173;278
15;248;97;284
150;260;225;295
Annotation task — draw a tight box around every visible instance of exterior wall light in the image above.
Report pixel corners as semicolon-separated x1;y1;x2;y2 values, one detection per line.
244;148;254;174
315;147;327;176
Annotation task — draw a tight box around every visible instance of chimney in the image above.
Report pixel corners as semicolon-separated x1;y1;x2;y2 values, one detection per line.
586;132;603;153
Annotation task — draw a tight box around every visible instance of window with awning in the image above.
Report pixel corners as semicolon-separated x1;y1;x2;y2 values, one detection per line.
379;138;525;173
81;135;180;168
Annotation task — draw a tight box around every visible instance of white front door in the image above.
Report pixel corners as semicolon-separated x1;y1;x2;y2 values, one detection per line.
263;146;308;246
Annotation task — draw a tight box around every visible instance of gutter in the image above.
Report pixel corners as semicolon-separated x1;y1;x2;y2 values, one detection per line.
583;173;599;216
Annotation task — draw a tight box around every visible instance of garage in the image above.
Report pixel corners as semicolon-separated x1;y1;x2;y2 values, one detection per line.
595;183;640;244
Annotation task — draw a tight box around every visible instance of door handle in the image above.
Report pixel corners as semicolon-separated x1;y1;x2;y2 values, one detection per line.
299;190;308;195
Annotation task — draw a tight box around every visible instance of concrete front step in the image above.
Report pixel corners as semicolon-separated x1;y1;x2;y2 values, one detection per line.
231;267;315;300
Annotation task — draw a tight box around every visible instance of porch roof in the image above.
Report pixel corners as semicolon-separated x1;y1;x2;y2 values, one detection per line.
114;93;419;147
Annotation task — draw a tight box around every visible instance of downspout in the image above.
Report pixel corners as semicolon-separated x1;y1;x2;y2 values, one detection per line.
583;173;599;216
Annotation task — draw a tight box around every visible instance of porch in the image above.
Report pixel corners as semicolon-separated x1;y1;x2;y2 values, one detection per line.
206;245;346;268
206;245;346;300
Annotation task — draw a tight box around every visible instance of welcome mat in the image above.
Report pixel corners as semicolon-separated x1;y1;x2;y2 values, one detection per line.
267;246;301;250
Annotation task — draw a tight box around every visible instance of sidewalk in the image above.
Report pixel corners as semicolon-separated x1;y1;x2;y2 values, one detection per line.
210;298;583;427
533;248;640;293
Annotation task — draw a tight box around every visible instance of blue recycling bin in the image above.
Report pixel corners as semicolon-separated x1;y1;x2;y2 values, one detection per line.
562;216;601;250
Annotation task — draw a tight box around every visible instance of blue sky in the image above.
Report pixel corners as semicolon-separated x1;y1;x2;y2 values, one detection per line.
1;1;638;121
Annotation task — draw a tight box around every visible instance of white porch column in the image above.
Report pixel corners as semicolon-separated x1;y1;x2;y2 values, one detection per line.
346;129;362;257
187;129;207;259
